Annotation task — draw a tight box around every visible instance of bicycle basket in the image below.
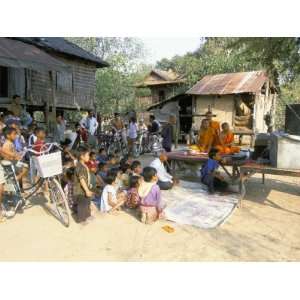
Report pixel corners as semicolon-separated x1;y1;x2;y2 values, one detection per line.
34;151;63;178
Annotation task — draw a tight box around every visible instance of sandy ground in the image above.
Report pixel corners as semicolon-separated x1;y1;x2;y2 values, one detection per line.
0;154;300;261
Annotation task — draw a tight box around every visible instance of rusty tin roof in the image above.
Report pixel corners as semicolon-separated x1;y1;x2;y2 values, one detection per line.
187;71;270;95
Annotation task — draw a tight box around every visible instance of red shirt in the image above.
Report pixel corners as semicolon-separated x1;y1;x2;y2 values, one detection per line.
86;159;98;170
33;139;45;155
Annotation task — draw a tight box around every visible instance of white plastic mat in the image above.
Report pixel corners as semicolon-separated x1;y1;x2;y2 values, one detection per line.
162;181;239;229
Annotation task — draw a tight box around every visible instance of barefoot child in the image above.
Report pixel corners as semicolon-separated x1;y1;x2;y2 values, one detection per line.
1;127;28;186
73;146;94;223
100;169;126;213
138;166;162;224
125;175;141;209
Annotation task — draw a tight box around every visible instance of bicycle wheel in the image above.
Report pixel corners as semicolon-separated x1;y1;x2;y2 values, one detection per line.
48;178;70;227
107;142;117;156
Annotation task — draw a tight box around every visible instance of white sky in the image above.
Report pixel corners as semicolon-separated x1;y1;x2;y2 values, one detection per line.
141;37;201;65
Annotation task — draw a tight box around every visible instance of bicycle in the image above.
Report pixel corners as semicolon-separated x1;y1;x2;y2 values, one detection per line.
107;130;128;157
1;143;70;227
135;129;149;156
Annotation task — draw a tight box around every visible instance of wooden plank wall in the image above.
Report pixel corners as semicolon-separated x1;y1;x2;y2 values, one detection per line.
28;55;97;110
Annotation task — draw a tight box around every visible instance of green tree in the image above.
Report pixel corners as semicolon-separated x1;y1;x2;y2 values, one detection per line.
228;37;300;85
67;37;150;115
156;37;300;129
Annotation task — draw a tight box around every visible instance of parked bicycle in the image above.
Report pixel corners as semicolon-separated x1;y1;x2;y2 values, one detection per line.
107;130;128;157
1;143;70;227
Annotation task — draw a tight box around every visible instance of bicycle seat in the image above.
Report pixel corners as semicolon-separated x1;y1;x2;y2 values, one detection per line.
1;160;12;167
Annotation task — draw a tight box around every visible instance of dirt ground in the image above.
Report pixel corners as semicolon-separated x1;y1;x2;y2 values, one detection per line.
0;154;300;261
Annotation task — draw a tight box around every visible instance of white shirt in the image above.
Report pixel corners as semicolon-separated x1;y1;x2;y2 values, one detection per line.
100;184;117;212
86;116;99;135
128;122;138;139
150;158;173;183
79;117;88;129
28;134;37;147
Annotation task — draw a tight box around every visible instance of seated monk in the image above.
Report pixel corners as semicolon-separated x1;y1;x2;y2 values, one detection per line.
190;119;215;153
205;111;220;135
215;122;240;154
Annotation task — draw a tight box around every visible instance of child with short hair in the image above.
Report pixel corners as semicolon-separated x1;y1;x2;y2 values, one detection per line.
200;148;228;194
96;148;108;164
31;127;47;187
33;127;46;154
86;151;99;174
100;169;126;213
86;151;104;210
125;175;141;209
130;160;142;176
98;162;108;181
73;146;94;223
28;124;37;147
138;166;163;224
2;127;28;184
12;124;26;153
119;161;132;188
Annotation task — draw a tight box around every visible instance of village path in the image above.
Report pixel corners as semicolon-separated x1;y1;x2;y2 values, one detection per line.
0;154;300;261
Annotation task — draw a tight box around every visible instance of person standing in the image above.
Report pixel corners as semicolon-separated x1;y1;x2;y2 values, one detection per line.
148;115;160;134
53;115;66;143
86;111;98;148
73;146;94;223
128;117;138;155
111;112;127;145
8;95;22;118
86;111;98;136
161;115;176;152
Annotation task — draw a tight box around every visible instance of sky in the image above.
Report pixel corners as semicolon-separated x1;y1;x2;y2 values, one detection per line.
141;37;201;65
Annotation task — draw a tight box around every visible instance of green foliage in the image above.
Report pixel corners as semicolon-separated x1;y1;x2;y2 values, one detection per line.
156;37;300;130
156;37;259;88
228;37;300;85
276;76;300;129
67;37;151;115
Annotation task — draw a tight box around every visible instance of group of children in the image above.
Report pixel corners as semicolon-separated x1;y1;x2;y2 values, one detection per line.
63;147;163;225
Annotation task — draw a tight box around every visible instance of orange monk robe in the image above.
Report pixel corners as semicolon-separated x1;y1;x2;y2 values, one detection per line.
209;120;220;135
215;131;240;154
190;127;215;153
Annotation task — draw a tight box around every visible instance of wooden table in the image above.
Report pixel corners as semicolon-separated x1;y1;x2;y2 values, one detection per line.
239;162;300;207
166;151;246;180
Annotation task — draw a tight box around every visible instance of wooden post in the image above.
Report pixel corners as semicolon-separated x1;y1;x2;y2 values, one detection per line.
45;97;50;129
175;111;180;149
49;71;57;133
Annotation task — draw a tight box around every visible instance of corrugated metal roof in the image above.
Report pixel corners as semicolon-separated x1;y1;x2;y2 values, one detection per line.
0;38;69;72
12;37;109;68
187;71;269;95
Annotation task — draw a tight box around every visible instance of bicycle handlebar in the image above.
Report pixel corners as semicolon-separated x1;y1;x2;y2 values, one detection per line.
23;143;62;156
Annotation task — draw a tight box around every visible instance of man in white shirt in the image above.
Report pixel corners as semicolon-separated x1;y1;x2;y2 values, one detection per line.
149;153;173;190
86;111;98;135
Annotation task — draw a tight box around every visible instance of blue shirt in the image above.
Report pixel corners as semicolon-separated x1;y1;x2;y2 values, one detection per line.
96;155;108;164
200;158;219;178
